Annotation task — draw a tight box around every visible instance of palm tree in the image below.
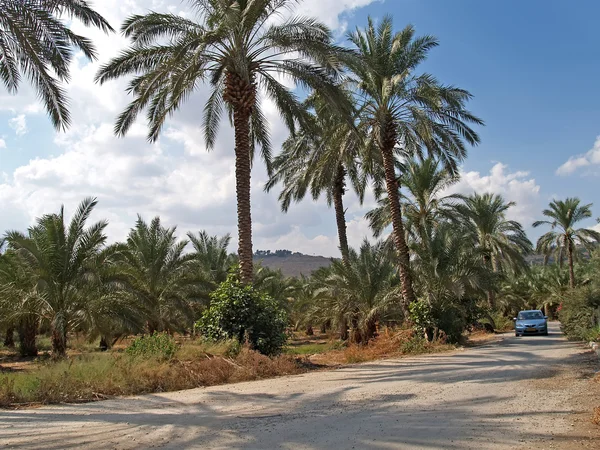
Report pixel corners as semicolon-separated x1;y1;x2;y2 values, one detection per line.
0;0;112;129
533;198;600;288
266;89;364;266
0;248;40;356
366;157;458;246
95;0;348;284
119;216;195;333
410;221;492;340
453;193;532;308
312;240;400;343
188;231;235;289
346;17;482;309
4;197;108;356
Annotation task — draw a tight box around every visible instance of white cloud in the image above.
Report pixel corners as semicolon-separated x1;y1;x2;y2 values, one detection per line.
446;163;541;224
9;115;27;136
556;136;600;175
0;138;5;149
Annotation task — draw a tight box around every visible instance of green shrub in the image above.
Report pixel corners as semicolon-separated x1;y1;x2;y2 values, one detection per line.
126;333;178;360
559;286;600;340
195;274;288;356
410;299;469;343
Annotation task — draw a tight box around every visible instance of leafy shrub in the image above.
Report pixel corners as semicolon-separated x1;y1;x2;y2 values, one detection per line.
126;333;178;360
559;286;600;340
196;274;288;356
410;299;469;343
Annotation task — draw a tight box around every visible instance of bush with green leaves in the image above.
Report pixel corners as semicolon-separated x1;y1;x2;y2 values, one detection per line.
559;286;600;341
195;275;288;356
126;333;178;360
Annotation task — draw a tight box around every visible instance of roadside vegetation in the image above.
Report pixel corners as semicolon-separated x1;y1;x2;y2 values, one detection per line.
1;0;599;408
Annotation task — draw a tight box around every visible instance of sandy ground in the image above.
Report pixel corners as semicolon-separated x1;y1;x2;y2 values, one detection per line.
1;322;599;449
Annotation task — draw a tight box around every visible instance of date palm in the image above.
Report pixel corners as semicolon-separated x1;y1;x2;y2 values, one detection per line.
346;17;482;309
3;197;108;356
312;240;400;343
95;0;348;283
533;198;600;288
265;89;364;266
0;0;112;129
119;216;196;333
366;156;457;246
453;193;532;308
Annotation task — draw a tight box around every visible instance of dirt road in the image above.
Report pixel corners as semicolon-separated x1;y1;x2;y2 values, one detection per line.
1;322;599;449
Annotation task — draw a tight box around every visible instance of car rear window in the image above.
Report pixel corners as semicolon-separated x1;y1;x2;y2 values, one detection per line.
518;311;543;320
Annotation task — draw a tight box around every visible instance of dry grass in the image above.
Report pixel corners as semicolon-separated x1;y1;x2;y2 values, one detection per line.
0;330;458;408
310;329;454;365
0;341;305;408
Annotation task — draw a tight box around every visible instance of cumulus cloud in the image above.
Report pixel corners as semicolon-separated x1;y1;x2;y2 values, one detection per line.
0;138;5;149
556;136;600;175
446;163;541;225
9;115;27;136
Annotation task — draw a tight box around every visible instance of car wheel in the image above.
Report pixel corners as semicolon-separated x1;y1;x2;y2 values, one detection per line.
543;331;549;336
515;333;520;337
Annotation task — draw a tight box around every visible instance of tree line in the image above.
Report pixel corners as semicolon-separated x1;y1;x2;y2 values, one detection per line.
1;1;599;357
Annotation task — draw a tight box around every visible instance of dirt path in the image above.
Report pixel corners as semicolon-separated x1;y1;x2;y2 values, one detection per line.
1;322;598;449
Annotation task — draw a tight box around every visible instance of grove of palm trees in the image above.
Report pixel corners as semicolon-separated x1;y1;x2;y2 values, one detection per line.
1;0;599;408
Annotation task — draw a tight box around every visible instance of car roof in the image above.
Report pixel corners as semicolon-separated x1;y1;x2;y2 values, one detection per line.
519;310;543;313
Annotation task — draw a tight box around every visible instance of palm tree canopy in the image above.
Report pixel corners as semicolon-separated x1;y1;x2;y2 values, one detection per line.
453;192;532;274
265;87;365;210
0;0;113;129
533;197;600;255
95;0;350;161
2;197;108;338
345;16;483;175
119;215;196;332
366;156;458;239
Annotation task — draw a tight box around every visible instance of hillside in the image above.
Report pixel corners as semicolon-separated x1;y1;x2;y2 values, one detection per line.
253;251;334;277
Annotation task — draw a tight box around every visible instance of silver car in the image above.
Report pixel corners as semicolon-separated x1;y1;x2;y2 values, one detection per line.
513;310;548;337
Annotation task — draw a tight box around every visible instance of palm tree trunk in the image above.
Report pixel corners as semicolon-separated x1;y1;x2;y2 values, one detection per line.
379;130;416;316
483;254;496;309
567;240;575;288
340;317;349;341
51;327;67;358
18;315;38;357
226;72;256;284
3;327;15;348
333;164;350;266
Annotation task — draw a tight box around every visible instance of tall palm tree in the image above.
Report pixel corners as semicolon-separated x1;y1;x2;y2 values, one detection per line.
366;156;457;245
4;197;108;356
453;192;532;308
0;0;112;129
346;17;482;309
265;89;364;266
95;0;348;284
119;216;195;333
533;198;600;288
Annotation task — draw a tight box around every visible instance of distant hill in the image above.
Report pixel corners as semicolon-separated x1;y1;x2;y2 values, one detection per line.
253;250;334;277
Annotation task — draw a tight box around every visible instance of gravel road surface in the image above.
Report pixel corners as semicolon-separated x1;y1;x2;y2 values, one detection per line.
1;322;598;449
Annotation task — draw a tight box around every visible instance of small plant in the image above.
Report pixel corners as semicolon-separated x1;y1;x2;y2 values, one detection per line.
401;336;428;354
126;333;178;360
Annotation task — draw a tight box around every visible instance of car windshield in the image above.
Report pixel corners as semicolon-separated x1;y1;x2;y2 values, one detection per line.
518;311;543;320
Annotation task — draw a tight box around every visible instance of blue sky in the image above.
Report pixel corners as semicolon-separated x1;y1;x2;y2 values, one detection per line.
0;0;598;256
